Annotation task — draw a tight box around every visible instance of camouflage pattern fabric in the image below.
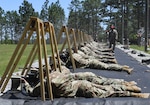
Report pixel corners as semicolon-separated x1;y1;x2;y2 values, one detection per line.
50;72;137;98
72;53;132;74
22;71;149;98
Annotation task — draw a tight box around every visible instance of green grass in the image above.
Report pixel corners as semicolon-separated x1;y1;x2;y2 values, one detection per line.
0;44;32;76
1;44;149;76
0;44;63;76
130;45;150;54
0;44;16;76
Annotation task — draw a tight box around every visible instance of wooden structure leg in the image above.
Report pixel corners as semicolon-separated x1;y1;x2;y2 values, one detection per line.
0;19;33;92
57;26;76;71
0;17;54;101
44;22;62;72
21;40;38;76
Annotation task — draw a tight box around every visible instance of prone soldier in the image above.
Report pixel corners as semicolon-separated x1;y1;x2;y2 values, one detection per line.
71;53;132;74
20;68;149;98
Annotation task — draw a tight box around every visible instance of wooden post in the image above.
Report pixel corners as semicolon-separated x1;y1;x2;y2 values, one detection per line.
21;40;38;76
51;25;62;72
41;21;53;100
75;29;81;45
0;18;33;92
69;28;78;53
44;22;57;71
36;18;46;101
57;26;76;71
44;22;62;72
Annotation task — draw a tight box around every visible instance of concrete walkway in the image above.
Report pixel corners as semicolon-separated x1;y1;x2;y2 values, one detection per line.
1;44;150;105
116;44;150;68
0;45;150;95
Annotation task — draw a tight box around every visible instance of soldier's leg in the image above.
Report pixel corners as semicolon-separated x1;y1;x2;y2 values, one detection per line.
89;82;133;98
33;78;149;98
91;83;149;98
108;91;150;98
130;92;150;98
121;65;133;74
99;58;117;64
109;41;112;49
123;81;137;86
73;72;137;87
87;59;133;74
112;42;116;51
76;80;119;98
125;85;141;92
89;76;137;86
87;76;124;85
109;84;141;93
77;80;134;98
108;64;133;74
73;72;96;80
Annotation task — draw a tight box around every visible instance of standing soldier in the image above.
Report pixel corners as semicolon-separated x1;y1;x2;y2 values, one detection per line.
137;27;144;46
108;25;118;52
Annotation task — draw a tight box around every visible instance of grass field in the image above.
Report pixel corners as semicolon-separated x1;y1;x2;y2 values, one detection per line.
1;44;149;76
0;44;33;76
130;45;150;54
0;44;63;76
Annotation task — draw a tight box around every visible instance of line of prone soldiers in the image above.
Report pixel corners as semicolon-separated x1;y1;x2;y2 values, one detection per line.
18;41;150;99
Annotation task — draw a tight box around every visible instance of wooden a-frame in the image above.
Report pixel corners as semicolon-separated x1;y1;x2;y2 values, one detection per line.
57;26;76;71
75;29;81;45
75;29;85;45
69;28;78;53
44;22;62;72
0;17;53;101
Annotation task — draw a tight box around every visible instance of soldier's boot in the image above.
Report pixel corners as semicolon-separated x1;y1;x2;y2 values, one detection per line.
112;59;117;64
126;85;141;93
126;68;133;74
123;65;129;68
131;92;150;98
122;65;133;74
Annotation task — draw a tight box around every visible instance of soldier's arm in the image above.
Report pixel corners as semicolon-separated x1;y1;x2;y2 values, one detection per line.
114;29;118;40
21;78;34;94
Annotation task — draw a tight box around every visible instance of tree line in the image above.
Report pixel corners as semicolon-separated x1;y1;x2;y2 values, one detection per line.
68;0;149;44
0;0;65;44
0;0;149;44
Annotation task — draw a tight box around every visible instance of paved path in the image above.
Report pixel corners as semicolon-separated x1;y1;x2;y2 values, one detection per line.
1;45;150;94
75;45;150;93
115;45;150;93
1;44;150;105
116;45;150;68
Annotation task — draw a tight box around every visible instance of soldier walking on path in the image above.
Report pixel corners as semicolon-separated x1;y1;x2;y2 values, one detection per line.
108;25;118;52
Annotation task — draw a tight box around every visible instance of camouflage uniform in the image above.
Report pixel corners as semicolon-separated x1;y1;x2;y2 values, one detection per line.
22;71;145;98
72;53;132;74
77;50;117;64
108;26;118;51
86;42;112;52
79;46;115;60
50;72;144;98
82;44;114;56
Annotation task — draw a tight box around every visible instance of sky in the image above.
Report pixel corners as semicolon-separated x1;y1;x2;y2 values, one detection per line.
0;0;70;17
0;0;107;29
